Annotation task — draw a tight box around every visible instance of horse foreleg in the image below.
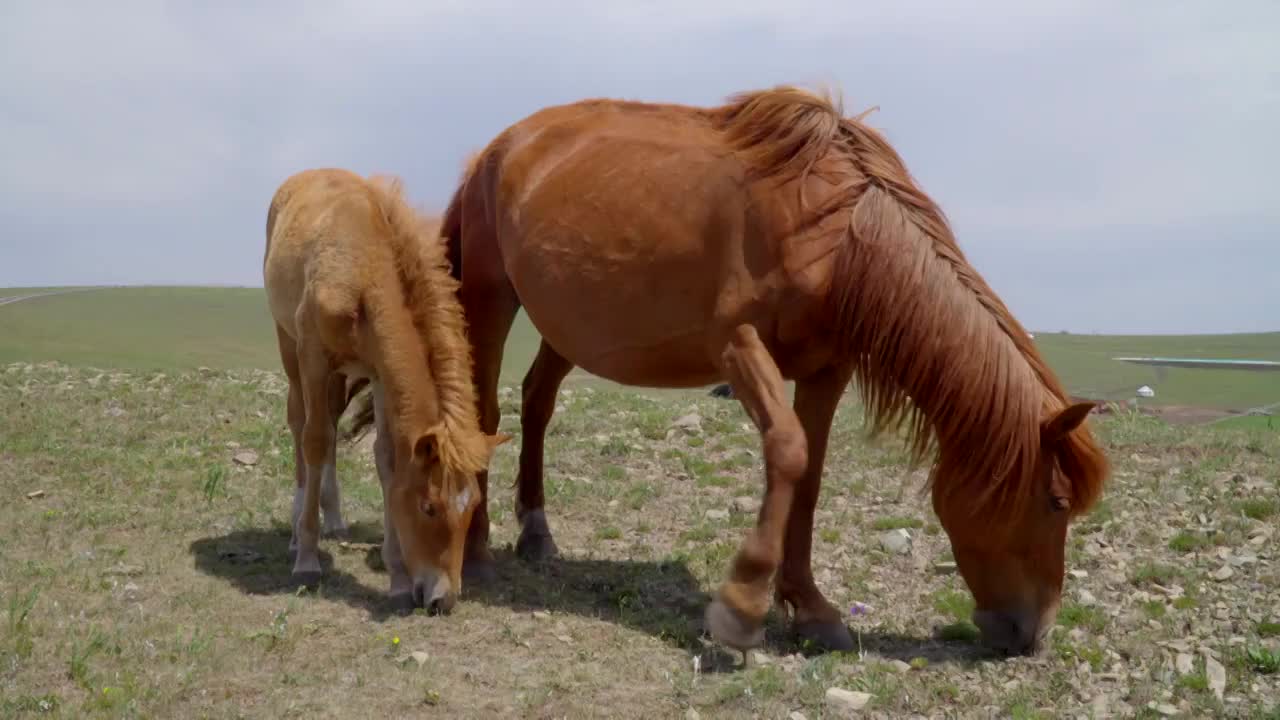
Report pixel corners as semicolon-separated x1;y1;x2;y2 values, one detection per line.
275;325;307;560
705;324;808;652
775;363;856;652
369;382;413;609
514;341;574;563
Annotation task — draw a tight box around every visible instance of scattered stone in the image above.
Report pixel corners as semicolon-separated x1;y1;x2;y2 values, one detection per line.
1175;653;1194;675
105;406;126;417
232;450;259;466
1210;565;1234;581
1068;569;1089;580
933;561;957;575
889;659;912;673
104;563;144;577
685;709;701;720
672;413;703;433
1077;589;1097;607
1150;702;1179;716
1229;553;1258;567
25;489;45;499
825;687;872;712
880;529;911;555
405;651;429;667
532;611;551;620
731;496;761;514
705;509;729;522
788;712;809;720
1203;653;1226;700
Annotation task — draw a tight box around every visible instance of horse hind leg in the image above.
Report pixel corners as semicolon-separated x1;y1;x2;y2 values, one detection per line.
275;325;307;560
705;324;808;652
319;372;349;539
775;363;856;652
291;331;338;588
514;341;574;563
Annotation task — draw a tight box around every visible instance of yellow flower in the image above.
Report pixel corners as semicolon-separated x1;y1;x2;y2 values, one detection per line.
392;636;400;645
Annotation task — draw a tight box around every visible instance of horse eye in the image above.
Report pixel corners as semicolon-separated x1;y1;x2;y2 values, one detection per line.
1050;496;1070;512
420;499;436;517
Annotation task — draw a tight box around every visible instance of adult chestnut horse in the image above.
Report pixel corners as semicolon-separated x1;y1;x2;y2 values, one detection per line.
381;85;1107;655
264;168;508;612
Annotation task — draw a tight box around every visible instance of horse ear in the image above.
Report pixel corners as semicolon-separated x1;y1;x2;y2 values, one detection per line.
413;428;442;466
1042;402;1094;446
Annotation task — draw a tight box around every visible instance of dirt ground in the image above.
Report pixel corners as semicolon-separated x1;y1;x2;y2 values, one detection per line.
2;362;1278;718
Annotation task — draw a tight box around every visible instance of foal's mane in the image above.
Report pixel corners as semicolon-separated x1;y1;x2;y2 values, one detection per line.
710;86;1108;522
360;175;490;475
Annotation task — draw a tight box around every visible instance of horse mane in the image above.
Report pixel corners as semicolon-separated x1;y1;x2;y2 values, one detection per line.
710;85;1109;523
353;174;491;476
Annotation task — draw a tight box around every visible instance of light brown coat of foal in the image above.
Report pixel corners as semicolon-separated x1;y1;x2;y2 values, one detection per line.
359;85;1109;655
263;168;508;612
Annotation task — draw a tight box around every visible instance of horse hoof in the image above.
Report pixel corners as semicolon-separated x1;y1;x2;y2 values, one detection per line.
291;571;322;590
516;530;559;564
705;598;765;651
463;556;497;585
793;620;855;653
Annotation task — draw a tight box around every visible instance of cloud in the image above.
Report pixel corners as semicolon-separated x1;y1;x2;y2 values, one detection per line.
1;0;1276;332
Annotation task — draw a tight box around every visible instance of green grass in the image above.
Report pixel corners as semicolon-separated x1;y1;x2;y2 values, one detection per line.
3;287;1278;410
1029;331;1280;410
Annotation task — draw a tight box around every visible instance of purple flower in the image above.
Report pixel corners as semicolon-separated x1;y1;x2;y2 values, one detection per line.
849;601;872;617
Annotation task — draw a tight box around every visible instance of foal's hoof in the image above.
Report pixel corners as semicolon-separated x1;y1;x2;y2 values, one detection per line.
705;598;765;651
793;620;856;654
291;570;322;591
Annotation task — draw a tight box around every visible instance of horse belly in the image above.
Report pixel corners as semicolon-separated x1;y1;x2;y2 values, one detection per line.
507;236;725;388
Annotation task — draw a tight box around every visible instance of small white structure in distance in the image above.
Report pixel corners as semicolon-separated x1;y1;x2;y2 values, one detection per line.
1136;385;1155;398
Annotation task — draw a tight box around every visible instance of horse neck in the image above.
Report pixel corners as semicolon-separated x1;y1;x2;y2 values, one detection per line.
361;283;442;449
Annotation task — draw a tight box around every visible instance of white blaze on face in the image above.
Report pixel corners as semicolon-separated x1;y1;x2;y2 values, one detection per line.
453;485;472;516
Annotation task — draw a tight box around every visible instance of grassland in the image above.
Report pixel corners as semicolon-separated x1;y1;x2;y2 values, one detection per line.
2;361;1278;718
2;286;1278;410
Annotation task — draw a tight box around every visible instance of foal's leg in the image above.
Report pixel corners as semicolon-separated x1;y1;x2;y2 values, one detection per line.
457;281;521;583
275;325;307;559
370;382;413;608
514;341;574;563
774;364;856;652
705;324;809;651
291;335;336;588
319;372;349;539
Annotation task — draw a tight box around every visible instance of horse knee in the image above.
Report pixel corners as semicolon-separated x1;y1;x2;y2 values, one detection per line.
764;422;808;482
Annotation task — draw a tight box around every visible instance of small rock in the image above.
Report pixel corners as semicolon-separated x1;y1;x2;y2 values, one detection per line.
532;611;551;620
880;528;911;554
889;659;912;673
685;710;701;720
933;561;957;575
1203;653;1226;700
1228;554;1257;567
789;712;809;720
825;687;872;712
1068;569;1089;579
1151;702;1179;716
1210;565;1234;581
731;496;762;514
104;563;143;577
232;450;259;466
1175;653;1194;675
672;413;703;432
1077;589;1097;606
705;509;729;521
406;651;429;667
751;651;772;665
25;489;45;499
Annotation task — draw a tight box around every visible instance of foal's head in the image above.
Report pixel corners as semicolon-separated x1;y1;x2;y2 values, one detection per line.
386;424;509;613
932;401;1103;656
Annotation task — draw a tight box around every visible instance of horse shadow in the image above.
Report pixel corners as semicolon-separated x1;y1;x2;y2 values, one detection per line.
189;525;994;670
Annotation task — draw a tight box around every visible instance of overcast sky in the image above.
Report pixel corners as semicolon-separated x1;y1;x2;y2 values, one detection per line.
1;1;1276;334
